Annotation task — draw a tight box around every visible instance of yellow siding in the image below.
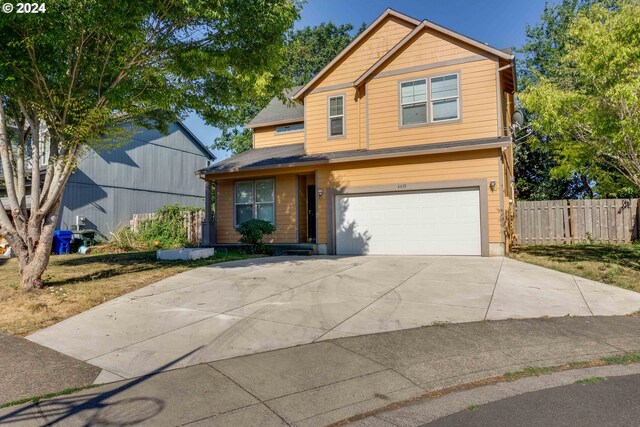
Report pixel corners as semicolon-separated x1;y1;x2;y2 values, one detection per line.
304;26;500;155
253;124;304;149
366;59;498;149
216;174;297;244
215;149;505;247
375;28;490;74
316;16;414;88
316;150;503;245
304;87;363;154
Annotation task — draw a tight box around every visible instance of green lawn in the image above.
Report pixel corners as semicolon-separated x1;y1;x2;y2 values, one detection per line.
509;244;640;294
0;250;256;336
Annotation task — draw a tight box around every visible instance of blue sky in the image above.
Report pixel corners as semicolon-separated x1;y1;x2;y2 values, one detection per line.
185;0;554;161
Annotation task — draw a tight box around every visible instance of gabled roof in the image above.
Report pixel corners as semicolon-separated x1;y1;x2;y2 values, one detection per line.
291;8;420;101
354;19;515;87
175;122;216;161
245;86;304;129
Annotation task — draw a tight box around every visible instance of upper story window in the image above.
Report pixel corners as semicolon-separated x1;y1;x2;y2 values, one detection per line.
400;73;460;126
235;179;275;226
328;95;344;137
275;123;304;133
400;79;427;125
430;74;459;122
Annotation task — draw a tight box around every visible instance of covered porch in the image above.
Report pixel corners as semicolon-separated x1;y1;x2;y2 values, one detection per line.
201;168;321;252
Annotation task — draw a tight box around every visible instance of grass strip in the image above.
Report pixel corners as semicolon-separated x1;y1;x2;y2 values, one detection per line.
1;384;100;408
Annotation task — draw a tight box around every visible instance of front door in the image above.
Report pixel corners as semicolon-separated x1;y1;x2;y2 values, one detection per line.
307;185;316;243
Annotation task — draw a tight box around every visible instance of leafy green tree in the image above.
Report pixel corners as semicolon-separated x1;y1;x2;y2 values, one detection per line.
0;0;300;290
283;22;366;86
513;134;589;200
515;0;612;200
213;22;365;154
520;0;640;196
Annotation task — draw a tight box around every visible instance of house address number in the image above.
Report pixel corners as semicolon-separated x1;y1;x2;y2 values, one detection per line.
397;184;407;189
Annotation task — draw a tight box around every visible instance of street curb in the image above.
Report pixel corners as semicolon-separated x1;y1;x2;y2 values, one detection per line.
337;363;640;426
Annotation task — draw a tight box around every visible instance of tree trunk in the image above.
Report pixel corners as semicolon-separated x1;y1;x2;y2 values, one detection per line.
19;257;49;291
7;200;61;291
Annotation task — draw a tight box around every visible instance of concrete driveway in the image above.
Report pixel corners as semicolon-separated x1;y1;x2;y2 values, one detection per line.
28;256;640;381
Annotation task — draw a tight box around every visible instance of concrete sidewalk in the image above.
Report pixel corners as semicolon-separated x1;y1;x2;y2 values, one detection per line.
2;316;640;426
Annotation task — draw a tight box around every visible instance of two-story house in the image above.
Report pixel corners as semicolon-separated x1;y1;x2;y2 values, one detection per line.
199;8;516;256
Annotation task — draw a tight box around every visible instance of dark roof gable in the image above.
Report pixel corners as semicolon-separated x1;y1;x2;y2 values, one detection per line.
245;86;304;129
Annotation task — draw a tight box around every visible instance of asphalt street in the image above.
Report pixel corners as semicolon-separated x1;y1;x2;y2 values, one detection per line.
425;373;640;427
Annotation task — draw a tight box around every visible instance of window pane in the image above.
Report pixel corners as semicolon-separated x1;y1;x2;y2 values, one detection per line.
401;80;426;104
235;181;253;204
402;103;427;125
432;98;458;121
256;179;274;203
235;205;253;225
329;96;343;116
431;74;458;99
257;203;274;223
275;123;304;133
330;117;344;136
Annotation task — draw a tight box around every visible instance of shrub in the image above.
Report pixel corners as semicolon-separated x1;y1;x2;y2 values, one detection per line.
236;219;276;254
139;205;201;249
102;227;146;253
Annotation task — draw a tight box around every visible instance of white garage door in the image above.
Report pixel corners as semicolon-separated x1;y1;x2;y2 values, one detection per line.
335;188;481;255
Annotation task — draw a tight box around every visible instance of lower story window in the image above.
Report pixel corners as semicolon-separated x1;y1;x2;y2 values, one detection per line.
235;179;275;226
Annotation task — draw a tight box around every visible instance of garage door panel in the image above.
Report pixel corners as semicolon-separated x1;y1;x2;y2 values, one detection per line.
335;188;481;256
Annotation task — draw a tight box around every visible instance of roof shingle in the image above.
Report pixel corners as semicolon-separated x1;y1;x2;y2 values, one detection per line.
245;86;304;129
200;137;509;175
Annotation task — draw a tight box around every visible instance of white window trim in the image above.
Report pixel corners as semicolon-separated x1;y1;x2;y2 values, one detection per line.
234;179;276;227
429;73;460;123
327;95;345;138
400;78;428;127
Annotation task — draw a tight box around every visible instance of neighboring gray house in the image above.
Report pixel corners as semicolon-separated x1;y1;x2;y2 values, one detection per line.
57;122;214;233
1;122;214;235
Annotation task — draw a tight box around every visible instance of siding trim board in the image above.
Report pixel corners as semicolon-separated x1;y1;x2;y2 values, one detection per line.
326;178;490;256
371;55;489;81
495;62;503;137
295;175;299;243
499;149;505;243
365;82;370;149
309;82;353;95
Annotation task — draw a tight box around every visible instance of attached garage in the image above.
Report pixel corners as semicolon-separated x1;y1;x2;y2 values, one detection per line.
334;187;483;256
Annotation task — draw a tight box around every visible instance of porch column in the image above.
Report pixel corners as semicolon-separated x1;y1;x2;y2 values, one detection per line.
201;180;216;246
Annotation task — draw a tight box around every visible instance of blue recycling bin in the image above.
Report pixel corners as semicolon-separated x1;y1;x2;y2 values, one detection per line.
52;230;73;255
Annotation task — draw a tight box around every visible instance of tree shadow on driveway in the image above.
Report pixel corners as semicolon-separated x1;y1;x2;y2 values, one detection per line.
0;347;202;426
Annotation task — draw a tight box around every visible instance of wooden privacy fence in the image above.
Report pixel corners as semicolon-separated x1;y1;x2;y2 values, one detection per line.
131;210;205;245
515;199;639;245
